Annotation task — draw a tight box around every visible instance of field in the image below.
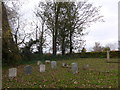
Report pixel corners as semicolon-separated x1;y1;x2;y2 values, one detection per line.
2;58;119;88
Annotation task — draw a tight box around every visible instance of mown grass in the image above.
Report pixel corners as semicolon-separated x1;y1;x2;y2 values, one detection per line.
2;58;119;88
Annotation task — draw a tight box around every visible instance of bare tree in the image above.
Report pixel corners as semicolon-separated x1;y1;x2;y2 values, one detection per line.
5;1;27;46
34;4;47;54
92;42;104;52
34;1;103;55
105;43;117;50
37;2;61;55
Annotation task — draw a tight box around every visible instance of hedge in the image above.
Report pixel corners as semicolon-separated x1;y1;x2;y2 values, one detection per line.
25;51;120;63
79;51;120;58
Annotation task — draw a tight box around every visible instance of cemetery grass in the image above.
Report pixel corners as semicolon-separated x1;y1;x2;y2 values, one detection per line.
2;58;119;88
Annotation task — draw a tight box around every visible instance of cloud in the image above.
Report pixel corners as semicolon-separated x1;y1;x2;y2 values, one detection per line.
85;0;119;50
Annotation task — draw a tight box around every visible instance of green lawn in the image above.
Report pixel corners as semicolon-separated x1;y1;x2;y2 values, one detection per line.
2;58;119;88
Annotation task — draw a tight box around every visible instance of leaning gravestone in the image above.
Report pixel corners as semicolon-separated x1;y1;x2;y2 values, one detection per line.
40;64;45;72
37;61;41;65
107;51;110;61
24;65;32;75
71;63;78;74
9;68;17;78
51;61;57;69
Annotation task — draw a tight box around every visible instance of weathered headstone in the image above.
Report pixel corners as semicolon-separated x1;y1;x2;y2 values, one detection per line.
40;64;45;72
107;51;110;61
9;68;17;78
24;65;32;75
37;61;41;65
62;63;66;67
82;64;89;70
71;63;78;74
51;61;57;69
45;60;50;64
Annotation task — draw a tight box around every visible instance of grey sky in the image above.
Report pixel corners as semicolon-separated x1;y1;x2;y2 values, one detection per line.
8;0;119;51
86;0;119;51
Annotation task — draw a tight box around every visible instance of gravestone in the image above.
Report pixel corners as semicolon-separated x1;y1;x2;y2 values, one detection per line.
82;64;89;70
9;68;17;78
45;60;50;64
24;65;32;75
40;64;45;72
71;63;78;74
107;51;110;61
37;61;41;65
62;63;66;67
51;61;57;69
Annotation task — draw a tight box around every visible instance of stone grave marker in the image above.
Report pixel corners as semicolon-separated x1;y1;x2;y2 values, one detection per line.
37;61;41;65
62;63;66;67
40;64;45;72
51;61;57;69
9;68;17;78
71;63;78;74
45;60;51;64
24;65;32;75
82;64;89;70
107;51;110;61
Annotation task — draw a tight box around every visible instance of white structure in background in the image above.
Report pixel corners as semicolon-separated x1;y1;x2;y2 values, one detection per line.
0;2;2;90
118;1;120;50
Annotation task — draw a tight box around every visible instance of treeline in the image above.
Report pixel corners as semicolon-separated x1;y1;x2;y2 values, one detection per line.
34;1;103;55
2;1;103;66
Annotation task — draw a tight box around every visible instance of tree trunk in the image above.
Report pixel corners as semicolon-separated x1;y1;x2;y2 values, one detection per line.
53;3;61;55
53;34;56;55
70;30;73;54
61;37;65;55
39;21;44;54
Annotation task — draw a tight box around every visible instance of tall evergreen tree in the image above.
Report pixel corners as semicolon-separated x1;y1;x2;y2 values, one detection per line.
2;2;21;65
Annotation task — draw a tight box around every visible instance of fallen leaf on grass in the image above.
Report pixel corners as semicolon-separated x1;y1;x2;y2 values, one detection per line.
87;80;90;83
74;81;78;84
82;84;85;86
44;85;46;87
58;79;60;82
32;82;37;85
39;85;42;88
42;80;48;82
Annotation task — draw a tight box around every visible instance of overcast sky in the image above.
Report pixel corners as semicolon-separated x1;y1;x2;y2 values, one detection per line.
86;0;119;51
8;0;119;51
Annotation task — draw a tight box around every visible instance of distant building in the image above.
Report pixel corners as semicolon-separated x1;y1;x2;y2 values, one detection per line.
118;1;120;50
